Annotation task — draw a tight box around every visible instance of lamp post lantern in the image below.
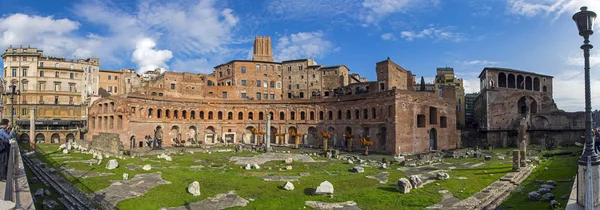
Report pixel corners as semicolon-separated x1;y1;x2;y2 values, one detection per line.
573;6;600;207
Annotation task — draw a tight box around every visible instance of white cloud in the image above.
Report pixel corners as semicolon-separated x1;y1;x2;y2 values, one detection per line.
462;60;499;66
381;33;396;40
0;0;243;74
552;52;600;111
506;0;600;20
274;31;334;61
359;0;439;26
132;38;173;73
400;27;465;42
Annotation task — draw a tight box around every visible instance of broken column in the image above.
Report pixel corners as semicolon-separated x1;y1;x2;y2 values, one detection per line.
512;150;520;171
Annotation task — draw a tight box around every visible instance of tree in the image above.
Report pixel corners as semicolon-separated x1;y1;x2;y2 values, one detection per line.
420;76;426;91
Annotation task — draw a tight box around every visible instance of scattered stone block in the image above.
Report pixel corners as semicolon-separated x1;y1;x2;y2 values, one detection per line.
436;173;450;180
541;193;554;201
351;166;364;173
380;163;388;170
409;175;423;189
547;180;557;186
534;180;544;185
528;191;541;201
541;184;555;190
438;190;449;194
97;159;102;165
62;149;69;154
42;199;58;210
397;178;412;194
285;158;293;164
123;173;129;180
498;156;505;160
561;194;570;199
142;164;152;171
106;159;119;170
407;163;417;167
244;164;251;170
282;181;294;191
484;156;492;161
58;144;66;151
550;200;559;209
44;189;51;196
286;166;292;170
538;187;551;194
347;159;354;164
314;181;334;195
187;181;201;196
34;188;44;197
252;163;260;170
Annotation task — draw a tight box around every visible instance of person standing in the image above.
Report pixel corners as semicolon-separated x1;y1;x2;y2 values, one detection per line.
0;119;15;181
595;128;600;153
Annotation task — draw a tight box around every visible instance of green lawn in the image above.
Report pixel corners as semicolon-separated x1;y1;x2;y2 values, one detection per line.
499;146;580;210
29;144;518;210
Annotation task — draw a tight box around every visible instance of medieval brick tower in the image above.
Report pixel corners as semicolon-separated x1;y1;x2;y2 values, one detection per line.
252;36;274;62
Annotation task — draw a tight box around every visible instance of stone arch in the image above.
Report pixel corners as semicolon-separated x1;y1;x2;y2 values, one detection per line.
208;111;213;119
130;135;136;149
498;72;507;87
66;133;75;142
525;76;532;90
534;77;540;91
171;125;181;144
259;112;264;120
217;111;223;120
346;110;351;119
188;126;198;143
200;111;205;119
533;116;550;128
269;112;274;120
308;127;317;146
166;109;171;118
531;99;538;114
51;133;60;144
517;96;528;114
148;108;154;118
35;133;45;143
429;128;437;150
182;110;187;119
270;126;278;144
157;109;162;118
508;74;516;88
377;127;387;151
328;127;336;147
279;112;285;120
228;111;233;120
361;127;370;138
543;86;547;92
19;134;29;144
244;126;255;144
238;112;243;120
288;126;297;145
205;126;216;144
337;110;342;120
248;112;254;120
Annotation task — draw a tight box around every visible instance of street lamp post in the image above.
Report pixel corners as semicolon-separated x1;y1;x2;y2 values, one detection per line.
573;6;599;207
4;84;20;127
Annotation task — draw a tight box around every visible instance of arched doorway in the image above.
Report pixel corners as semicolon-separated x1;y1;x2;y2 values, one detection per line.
130;136;136;149
205;126;216;144
66;133;75;143
171;125;181;144
377;127;387;151
188;126;198;144
429;128;437;150
35;134;45;144
518;97;527;114
270;126;278;144
244;126;255;144
345;126;352;148
51;133;60;144
308;127;317;146
287;127;297;145
19;134;30;144
328;127;336;147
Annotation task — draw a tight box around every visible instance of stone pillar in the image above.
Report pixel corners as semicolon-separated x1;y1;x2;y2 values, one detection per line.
284;134;289;146
512;150;520;171
266;114;271;151
29;108;35;150
577;164;600;206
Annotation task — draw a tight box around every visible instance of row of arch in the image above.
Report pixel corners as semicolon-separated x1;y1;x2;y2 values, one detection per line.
497;72;547;92
135;107;386;121
18;133;76;144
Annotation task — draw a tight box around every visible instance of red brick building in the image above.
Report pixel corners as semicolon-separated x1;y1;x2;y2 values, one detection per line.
87;37;459;155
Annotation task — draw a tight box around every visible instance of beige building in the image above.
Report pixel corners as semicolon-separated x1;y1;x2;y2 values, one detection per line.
434;68;465;128
99;68;141;96
1;45;100;143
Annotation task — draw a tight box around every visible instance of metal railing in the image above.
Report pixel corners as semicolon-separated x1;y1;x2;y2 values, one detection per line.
3;139;16;201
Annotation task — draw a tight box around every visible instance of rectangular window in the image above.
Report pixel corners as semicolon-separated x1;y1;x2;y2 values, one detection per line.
263;93;268;100
54;96;59;104
256;64;260;70
11;69;16;77
417;115;426;127
21;82;27;90
115;76;118;80
256;80;261;87
276;82;281;89
39;71;44;77
241;80;246;86
222;92;228;99
296;84;300;89
39;62;44;67
263;81;268;88
270;93;274;99
54;83;60;91
114;86;118;93
263;65;267;71
70;73;74;79
22;69;27;77
55;72;59;78
69;83;75;92
21;108;27;115
171;84;175;89
241;67;246;74
429;107;438;124
108;75;111;80
70;64;74;70
39;82;45;91
55;63;59;68
440;116;447;128
108;86;112;92
69;97;73;105
278;66;281;71
241;93;247;98
256;92;261;100
298;65;303;70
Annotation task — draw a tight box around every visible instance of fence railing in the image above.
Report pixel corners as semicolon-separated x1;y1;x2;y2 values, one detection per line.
3;139;16;201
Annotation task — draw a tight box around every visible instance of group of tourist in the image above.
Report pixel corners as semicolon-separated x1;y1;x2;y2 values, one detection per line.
0;119;15;181
594;128;600;153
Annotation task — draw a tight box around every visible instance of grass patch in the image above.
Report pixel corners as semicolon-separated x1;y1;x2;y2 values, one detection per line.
499;147;580;210
31;144;516;210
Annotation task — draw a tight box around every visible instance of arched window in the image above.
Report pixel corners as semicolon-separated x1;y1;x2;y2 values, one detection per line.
363;109;368;119
207;80;215;86
319;111;324;120
208;111;213;119
166;110;171;118
517;75;524;89
310;111;315;120
280;112;285;120
238;112;243;120
301;111;306;120
543;86;547;92
372;108;377;119
200;111;205;119
248;112;254;120
191;111;196;119
270;81;275;88
228;112;233;120
533;77;540;91
182;110;187;119
354;110;359;119
328;111;333;120
291;111;296;120
498;72;506;88
337;110;342;120
157;109;162;118
525;76;532;90
148;108;154;118
218;111;223;120
174;110;179;119
346;110;351;119
508;74;516;88
259;112;264;120
269;112;274;120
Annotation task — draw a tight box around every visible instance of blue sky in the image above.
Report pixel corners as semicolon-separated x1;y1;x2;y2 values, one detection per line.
0;0;599;111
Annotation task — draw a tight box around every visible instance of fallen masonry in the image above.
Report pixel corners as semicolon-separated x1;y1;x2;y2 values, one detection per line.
164;191;249;210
